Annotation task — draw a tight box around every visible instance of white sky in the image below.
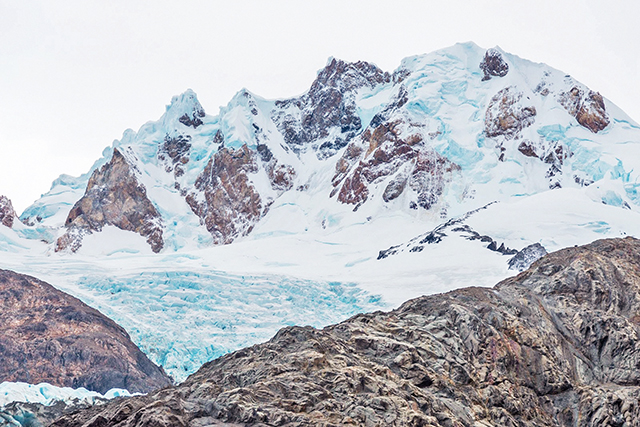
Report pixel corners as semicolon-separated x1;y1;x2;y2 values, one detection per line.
1;0;639;213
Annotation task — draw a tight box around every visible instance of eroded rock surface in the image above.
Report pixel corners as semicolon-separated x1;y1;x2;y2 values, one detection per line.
0;195;16;228
559;86;609;133
52;237;640;427
55;149;164;253
0;269;171;394
186;144;263;245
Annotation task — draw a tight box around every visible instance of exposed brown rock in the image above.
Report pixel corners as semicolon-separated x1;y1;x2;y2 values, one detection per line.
334;120;459;210
480;48;509;81
56;149;164;253
559;86;610;133
52;237;640;426
0;269;171;394
517;140;539;158
0;195;16;228
186;144;262;245
485;87;537;140
267;163;296;193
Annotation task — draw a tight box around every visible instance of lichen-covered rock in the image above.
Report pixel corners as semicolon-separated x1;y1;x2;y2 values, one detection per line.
559;86;610;133
0;269;171;394
186;144;263;245
0;195;16;228
272;58;391;159
53;236;640;427
56;149;164;253
480;48;509;80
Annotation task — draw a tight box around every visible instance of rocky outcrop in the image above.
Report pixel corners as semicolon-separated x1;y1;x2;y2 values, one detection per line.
508;242;547;271
516;139;571;189
272;58;391;159
559;86;609;133
332;119;460;211
158;134;191;180
0;269;171;394
178;107;205;128
480;48;509;80
377;203;516;259
0;195;16;228
186;144;263;245
485;86;536;142
55;149;164;253
52;237;640;427
256;143;297;193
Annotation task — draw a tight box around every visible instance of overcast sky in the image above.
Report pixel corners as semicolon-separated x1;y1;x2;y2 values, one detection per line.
1;0;639;213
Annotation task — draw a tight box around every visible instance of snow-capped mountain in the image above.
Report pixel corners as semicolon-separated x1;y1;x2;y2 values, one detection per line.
4;42;640;381
16;42;640;256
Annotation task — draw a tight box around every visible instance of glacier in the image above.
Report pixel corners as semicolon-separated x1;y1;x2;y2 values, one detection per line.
71;271;384;382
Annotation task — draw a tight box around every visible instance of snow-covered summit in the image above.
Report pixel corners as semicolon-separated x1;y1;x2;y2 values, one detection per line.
13;42;640;256
161;88;206;132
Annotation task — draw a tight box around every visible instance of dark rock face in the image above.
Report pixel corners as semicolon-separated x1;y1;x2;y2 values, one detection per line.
480;48;509;80
158;134;191;180
0;269;171;394
178;109;205;128
186;144;263;245
559;86;610;133
56;149;164;253
52;237;640;427
0;195;16;228
272;58;391;159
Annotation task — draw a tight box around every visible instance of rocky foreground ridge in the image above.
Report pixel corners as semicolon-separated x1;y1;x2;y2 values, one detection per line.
53;237;640;426
0;269;172;394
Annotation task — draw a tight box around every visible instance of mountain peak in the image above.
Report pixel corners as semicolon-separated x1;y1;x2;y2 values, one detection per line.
162;89;205;129
311;57;390;94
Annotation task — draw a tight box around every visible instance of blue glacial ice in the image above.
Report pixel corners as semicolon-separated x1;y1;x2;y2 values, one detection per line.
72;271;386;382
